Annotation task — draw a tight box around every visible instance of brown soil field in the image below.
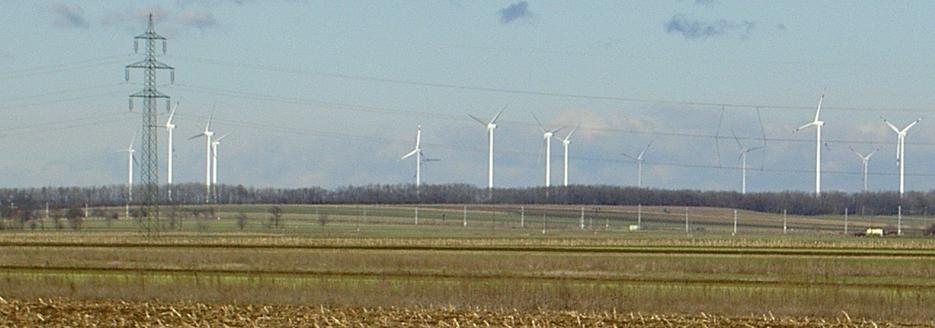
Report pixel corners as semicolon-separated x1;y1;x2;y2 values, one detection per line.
0;297;927;327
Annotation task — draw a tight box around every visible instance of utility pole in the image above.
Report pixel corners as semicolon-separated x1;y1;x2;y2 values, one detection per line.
897;205;902;236
542;213;547;234
684;207;689;234
126;14;174;234
463;205;467;227
783;209;787;234
844;207;849;235
637;203;642;230
732;209;738;236
520;206;525;228
580;207;585;230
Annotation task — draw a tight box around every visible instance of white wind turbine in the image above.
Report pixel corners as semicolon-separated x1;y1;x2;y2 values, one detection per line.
794;93;825;197
532;114;562;188
732;130;763;194
118;135;136;203
848;146;878;192
468;106;506;191
211;133;229;202
882;117;921;197
561;125;579;187
189;117;214;203
401;124;423;191
622;141;653;188
118;134;136;218
165;100;178;201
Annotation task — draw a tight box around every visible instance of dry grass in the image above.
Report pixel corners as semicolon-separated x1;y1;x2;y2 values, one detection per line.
0;297;927;327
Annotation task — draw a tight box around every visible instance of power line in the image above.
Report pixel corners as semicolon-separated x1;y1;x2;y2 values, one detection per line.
0;55;129;81
174;112;935;178
173;55;935;113
0;113;135;139
0;82;125;103
173;83;923;148
0;90;127;112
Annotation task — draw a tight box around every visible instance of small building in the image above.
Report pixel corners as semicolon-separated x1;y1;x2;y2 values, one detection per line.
865;228;884;237
629;225;640;231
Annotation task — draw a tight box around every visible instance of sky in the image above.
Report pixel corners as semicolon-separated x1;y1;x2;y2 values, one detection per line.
3;1;935;193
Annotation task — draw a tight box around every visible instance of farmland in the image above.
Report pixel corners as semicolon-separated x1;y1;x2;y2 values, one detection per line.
1;204;934;326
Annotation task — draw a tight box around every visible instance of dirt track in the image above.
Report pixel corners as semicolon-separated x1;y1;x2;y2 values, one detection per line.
0;297;924;327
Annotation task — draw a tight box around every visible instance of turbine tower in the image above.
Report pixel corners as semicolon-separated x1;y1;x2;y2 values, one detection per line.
849;146;878;192
794;93;824;197
882;117;921;197
401;125;423;194
532;114;561;188
165;101;178;202
468;106;506;192
622;142;653;188
189;117;213;203
211;133;229;203
732;130;762;194
561;125;578;187
126;13;174;230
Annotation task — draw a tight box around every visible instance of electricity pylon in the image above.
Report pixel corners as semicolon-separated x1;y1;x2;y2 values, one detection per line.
126;14;174;234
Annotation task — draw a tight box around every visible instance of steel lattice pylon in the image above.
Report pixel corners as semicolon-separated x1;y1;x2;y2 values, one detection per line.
126;14;174;234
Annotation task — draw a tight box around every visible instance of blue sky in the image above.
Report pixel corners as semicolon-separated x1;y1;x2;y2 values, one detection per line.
3;1;935;193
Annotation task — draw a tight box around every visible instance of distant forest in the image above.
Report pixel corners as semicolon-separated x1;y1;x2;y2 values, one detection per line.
0;183;929;216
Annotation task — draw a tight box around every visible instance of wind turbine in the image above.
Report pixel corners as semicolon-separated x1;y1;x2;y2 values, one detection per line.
882;117;921;197
794;93;825;197
849;146;878;192
189;116;214;203
532;114;562;188
732;130;763;194
118;135;136;201
211;133;229;202
468;106;506;191
622;141;653;188
561;125;578;187
165;100;178;201
401;124;423;192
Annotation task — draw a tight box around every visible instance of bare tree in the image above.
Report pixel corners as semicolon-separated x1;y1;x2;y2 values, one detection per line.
268;206;283;230
65;207;83;231
318;213;329;229
236;212;249;231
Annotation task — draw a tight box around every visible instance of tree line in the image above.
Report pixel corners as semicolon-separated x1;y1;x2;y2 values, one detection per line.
0;183;929;216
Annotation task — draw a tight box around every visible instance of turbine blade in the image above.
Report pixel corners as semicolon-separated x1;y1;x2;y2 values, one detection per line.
904;118;922;132
813;93;824;122
849;146;864;160
621;152;637;161
467;114;487;127
548;127;563;135
882;119;900;134
215;133;230;142
638;141;653;159
730;128;743;149
167;100;179;125
490;105;507;124
747;146;763;152
188;133;204;140
401;149;418;160
795;122;814;132
564;125;578;141
531;113;546;132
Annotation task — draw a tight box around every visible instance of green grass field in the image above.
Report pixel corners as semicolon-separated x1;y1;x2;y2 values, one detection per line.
2;204;935;324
